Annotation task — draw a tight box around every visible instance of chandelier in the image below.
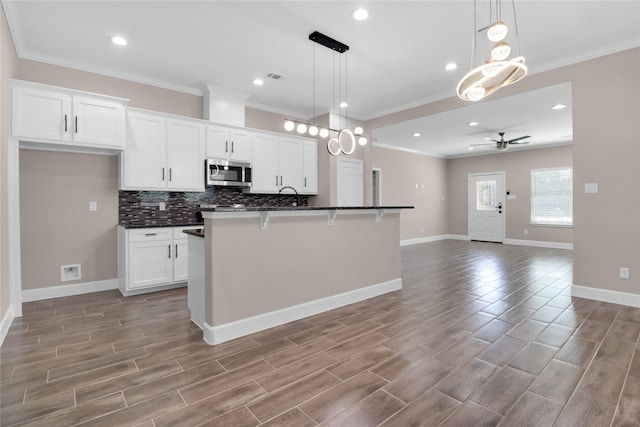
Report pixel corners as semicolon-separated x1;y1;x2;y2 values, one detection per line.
457;0;528;102
284;31;367;155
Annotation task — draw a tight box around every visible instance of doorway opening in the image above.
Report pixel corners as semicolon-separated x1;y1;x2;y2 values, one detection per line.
372;168;382;207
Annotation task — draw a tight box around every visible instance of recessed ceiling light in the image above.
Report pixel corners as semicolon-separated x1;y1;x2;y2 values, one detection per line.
253;78;264;86
552;103;567;110
412;132;421;137
484;137;492;140
445;63;457;71
340;101;348;108
352;9;369;21
468;121;479;126
111;36;127;46
468;146;475;151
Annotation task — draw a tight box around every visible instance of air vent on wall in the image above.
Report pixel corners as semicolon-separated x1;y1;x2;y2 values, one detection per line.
265;72;286;81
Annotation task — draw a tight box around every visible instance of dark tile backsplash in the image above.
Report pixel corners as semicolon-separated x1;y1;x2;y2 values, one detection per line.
119;187;308;227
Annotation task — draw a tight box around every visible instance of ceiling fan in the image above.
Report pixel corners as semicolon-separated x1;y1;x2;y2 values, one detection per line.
471;132;531;151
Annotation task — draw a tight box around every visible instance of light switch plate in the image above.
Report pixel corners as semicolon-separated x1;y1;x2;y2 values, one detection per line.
89;201;97;211
585;183;598;193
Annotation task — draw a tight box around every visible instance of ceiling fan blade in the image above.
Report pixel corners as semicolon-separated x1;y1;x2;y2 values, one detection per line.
506;135;531;143
470;143;497;147
508;140;531;145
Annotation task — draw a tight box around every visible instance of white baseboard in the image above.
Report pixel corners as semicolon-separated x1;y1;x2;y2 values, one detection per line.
401;234;469;246
201;278;403;345
571;285;640;308
504;238;573;250
0;304;15;347
22;279;119;302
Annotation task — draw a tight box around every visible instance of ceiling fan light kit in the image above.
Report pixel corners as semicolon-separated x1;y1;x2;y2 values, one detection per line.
283;31;367;155
457;0;527;102
470;131;531;152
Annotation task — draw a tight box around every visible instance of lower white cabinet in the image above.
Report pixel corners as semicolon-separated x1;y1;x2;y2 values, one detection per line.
118;225;200;295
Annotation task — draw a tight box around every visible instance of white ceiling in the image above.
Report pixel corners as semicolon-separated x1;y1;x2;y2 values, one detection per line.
3;1;639;157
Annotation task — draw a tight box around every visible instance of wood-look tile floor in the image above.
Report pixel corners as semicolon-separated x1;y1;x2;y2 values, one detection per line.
2;240;640;426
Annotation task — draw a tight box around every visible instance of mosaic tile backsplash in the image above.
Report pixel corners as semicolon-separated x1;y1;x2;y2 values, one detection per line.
119;187;309;227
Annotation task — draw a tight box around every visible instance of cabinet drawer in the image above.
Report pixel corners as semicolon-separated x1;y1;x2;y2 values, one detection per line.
128;227;173;242
173;226;201;240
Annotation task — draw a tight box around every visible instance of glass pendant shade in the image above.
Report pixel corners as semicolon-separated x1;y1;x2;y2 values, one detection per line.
487;21;508;42
491;42;511;61
284;120;295;131
308;126;319;136
358;136;367;146
354;126;364;135
296;123;307;133
319;128;329;138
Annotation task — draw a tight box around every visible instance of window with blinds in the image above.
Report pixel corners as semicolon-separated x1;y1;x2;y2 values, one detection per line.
531;167;573;225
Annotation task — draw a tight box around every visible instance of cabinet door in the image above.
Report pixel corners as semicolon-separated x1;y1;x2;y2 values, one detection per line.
229;129;252;162
205;125;230;159
278;137;304;189
173;239;189;282
302;140;319;194
12;86;71;142
167;119;205;191
122;112;166;190
251;132;279;193
72;96;125;148
128;241;173;289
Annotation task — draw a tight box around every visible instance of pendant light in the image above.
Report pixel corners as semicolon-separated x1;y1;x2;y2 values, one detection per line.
456;0;527;102
284;31;367;155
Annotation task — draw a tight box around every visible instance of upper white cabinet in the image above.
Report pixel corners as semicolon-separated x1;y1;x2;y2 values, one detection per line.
11;80;127;149
121;110;205;192
206;125;252;162
251;132;280;193
249;133;317;195
302;140;318;194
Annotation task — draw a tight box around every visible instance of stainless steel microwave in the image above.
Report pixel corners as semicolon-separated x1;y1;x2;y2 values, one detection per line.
205;159;252;187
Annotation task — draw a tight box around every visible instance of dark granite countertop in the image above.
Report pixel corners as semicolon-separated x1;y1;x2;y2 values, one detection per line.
183;228;205;238
119;222;204;229
200;205;413;212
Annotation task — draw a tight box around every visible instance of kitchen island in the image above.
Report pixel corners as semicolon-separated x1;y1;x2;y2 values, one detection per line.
187;206;412;345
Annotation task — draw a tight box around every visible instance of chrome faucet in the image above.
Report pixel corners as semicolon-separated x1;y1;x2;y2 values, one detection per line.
278;186;299;207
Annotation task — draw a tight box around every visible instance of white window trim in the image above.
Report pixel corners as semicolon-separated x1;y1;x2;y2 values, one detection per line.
530;166;573;226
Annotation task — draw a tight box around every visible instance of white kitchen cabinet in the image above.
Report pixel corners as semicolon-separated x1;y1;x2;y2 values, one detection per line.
121;110;205;191
278;136;304;189
172;228;190;282
206;125;252;162
250;132;280;193
249;133;317;195
167;119;206;190
11;80;126;149
118;226;200;295
302;140;318;194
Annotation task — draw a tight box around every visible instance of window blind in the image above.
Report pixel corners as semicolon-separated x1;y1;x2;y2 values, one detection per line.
531;167;573;225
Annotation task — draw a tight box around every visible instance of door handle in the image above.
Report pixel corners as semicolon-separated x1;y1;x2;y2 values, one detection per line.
64;114;68;132
175;244;178;258
168;244;171;259
75;116;78;133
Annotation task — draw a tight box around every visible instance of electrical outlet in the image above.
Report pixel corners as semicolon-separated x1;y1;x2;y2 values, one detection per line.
524;229;528;235
159;202;166;211
89;201;97;211
620;267;630;279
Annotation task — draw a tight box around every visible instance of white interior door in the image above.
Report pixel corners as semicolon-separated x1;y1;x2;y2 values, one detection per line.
468;172;505;242
337;158;363;206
